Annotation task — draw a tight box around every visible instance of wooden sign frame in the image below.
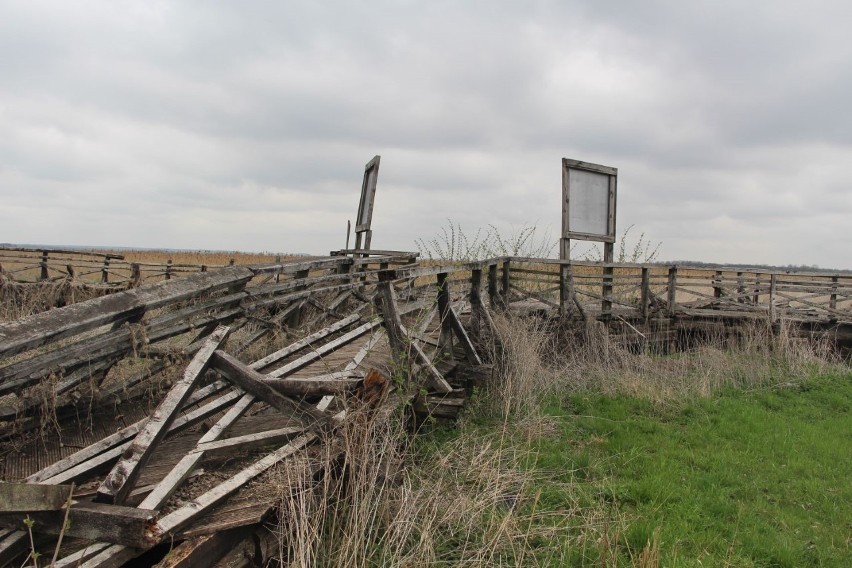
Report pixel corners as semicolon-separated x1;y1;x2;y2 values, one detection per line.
560;158;618;262
354;155;381;250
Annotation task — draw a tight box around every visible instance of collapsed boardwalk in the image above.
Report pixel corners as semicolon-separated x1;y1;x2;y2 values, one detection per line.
0;252;850;566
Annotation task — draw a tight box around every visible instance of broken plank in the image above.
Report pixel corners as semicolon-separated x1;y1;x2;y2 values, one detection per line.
149;432;317;542
250;312;361;371
138;392;256;511
195;427;304;458
211;350;331;425
96;326;231;504
263;372;362;397
0;502;156;549
446;306;483;365
0;483;72;512
0;266;253;358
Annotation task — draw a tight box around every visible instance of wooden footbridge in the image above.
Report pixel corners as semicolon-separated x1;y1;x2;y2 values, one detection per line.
1;247;851;566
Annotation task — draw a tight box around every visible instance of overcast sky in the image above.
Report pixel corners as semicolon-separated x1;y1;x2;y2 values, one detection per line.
2;1;851;268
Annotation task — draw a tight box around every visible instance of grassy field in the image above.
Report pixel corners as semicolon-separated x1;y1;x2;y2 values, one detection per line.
529;371;851;566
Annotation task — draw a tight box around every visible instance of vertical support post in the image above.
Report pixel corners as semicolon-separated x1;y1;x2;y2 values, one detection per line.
436;272;453;357
500;260;510;308
602;242;614;319
288;269;311;328
101;256;110;284
640;267;650;320
487;263;498;309
470;268;483;339
40;250;49;281
201;264;208;273
713;271;723;300
229;259;235;266
667;266;678;317
559;263;570;315
753;276;761;305
275;255;281;284
130;263;141;288
829;275;838;312
769;273;777;322
736;272;745;304
165;259;173;280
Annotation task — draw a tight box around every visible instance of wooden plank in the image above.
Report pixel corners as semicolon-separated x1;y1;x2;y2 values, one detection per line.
446;307;483;365
195;427;304;458
149;433;317;541
0;502;156;549
0;483;72;512
251;312;361;371
96;327;231;504
210;350;331;425
264;371;362;397
137;393;256;511
0;266;253;358
26;383;233;483
153;526;255;568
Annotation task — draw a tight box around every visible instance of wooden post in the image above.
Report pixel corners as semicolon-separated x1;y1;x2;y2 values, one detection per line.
602;242;614;319
165;259;173;280
275;255;281;284
287;269;311;328
640;267;650;320
500;260;510;308
830;275;838;312
130;264;141;288
40;250;49;281
559;263;570;315
200;264;207;273
487;263;498;308
101;257;110;284
753;276;761;305
736;272;745;304
470;268;483;339
436;273;453;357
769;273;777;322
229;258;235;266
713;270;723;300
667;266;678;317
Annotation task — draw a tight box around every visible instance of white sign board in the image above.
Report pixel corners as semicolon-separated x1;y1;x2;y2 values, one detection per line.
562;158;617;244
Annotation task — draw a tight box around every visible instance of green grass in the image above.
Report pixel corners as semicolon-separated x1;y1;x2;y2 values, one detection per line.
528;372;852;567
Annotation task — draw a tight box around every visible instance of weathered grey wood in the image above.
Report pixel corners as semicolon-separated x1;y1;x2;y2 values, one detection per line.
53;542;112;567
446;307;482;365
96;327;231;504
0;483;72;512
667;266;678;316
195;427;304;458
640;267;650;319
264;371;362;397
436;273;454;357
0;266;253;358
28;381;233;484
251;312;361;372
487;263;498;308
469;268;483;338
501;260;511;308
375;280;452;393
769;274;778;322
0;502;157;548
267;320;381;378
137;393;256;511
149;432;317;541
210;350;331;425
153;526;256;568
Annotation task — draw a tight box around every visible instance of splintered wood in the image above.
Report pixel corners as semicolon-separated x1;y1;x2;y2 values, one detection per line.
0;251;490;567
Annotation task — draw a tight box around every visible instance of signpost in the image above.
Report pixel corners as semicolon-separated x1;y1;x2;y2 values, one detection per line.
560;158;618;318
354;155;381;252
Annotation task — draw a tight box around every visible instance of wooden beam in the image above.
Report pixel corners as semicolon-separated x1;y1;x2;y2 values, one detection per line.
0;502;156;549
251;312;361;372
210;350;331;425
148;433;317;542
264;371;362;397
0;266;253;358
96;327;231;504
446;307;483;366
195;427;304;458
0;483;72;513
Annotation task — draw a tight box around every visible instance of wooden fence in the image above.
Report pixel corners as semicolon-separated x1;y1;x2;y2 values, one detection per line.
0;251;849;566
